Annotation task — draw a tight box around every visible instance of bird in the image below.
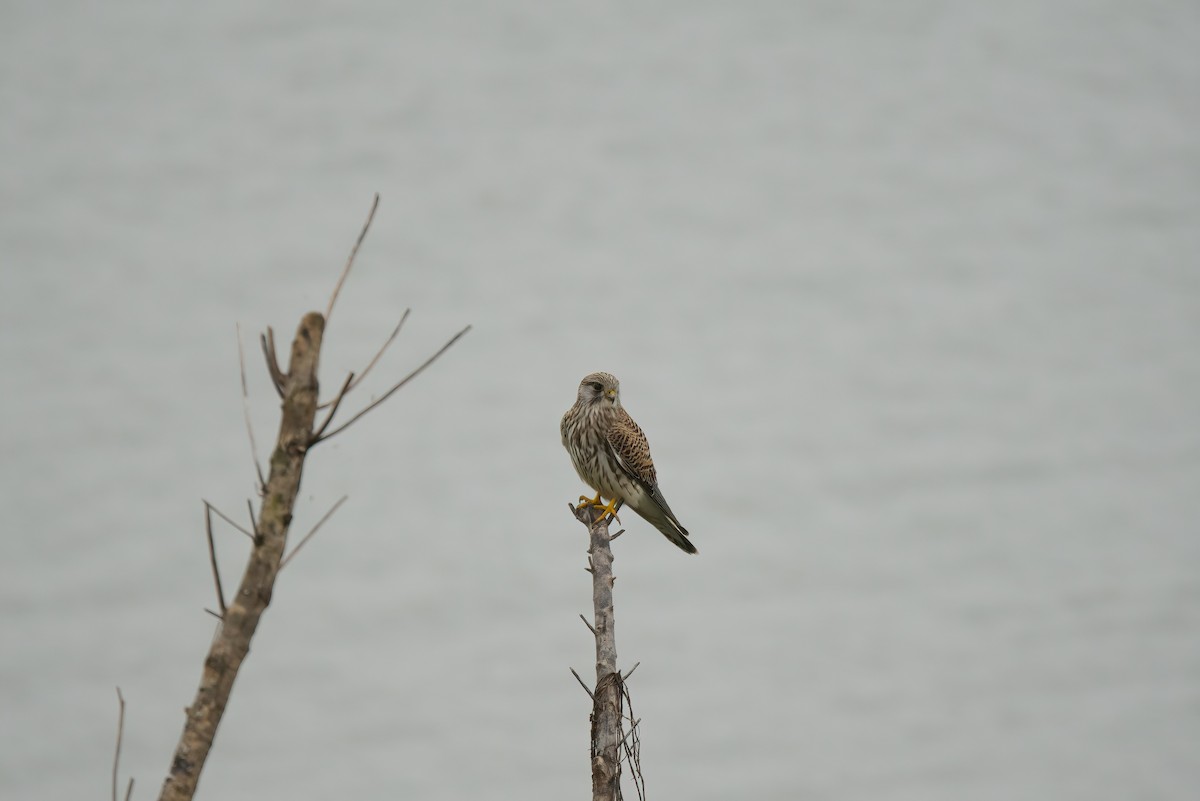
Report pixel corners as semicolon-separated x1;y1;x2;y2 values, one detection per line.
561;371;696;554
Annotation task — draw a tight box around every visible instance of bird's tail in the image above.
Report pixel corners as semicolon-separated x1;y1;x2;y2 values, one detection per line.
634;488;697;554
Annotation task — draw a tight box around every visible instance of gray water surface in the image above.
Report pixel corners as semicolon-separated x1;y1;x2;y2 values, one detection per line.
2;2;1198;799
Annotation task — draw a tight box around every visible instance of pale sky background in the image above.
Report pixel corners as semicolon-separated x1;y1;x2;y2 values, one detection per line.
2;2;1198;799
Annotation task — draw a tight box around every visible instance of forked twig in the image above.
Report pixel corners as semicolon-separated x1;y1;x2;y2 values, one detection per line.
318;309;411;410
204;504;227;619
280;495;349;570
203;500;255;541
313;324;471;443
236;324;266;491
325;193;380;325
260;327;285;398
311;372;355;442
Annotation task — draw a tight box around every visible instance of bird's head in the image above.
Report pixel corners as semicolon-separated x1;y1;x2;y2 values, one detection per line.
577;371;621;408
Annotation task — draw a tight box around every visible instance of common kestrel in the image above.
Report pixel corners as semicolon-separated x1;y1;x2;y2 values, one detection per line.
561;372;696;554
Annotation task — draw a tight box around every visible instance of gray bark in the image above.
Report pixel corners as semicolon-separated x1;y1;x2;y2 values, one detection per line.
575;506;625;801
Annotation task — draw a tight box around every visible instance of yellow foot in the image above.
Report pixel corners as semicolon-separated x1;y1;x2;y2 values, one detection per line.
593;496;622;525
577;492;602;511
575;492;622;524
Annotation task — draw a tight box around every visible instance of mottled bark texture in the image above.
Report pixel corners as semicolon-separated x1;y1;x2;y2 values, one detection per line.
158;312;324;801
573;505;626;801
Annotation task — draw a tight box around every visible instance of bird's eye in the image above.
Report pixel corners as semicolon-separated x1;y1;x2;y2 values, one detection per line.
590;382;603;391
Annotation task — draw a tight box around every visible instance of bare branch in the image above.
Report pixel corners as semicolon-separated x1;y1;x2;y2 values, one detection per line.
622;661;640;681
236;323;266;491
318;309;411;409
280;495;348;570
617;717;642;751
619;681;646;799
609;528;626;542
325;193;379;325
571;504;631;800
579;613;597;635
113;688;126;801
202;500;254;541
314;324;471;443
203;504;226;619
260;327;285;398
311;372;355;443
157;200;471;801
347;309;409;391
160;312;326;801
569;667;596;700
246;499;260;542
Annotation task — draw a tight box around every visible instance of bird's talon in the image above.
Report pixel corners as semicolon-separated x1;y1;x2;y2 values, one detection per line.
592;496;622;525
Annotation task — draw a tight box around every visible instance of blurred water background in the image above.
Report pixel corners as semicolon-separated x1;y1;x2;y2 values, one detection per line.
2;2;1198;799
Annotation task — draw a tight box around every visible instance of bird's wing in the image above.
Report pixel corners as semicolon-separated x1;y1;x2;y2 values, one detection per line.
606;409;658;488
607;407;694;553
607;409;686;518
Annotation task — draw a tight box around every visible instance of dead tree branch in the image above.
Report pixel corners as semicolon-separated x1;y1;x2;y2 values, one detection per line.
318;309;410;409
313;371;355;441
154;197;470;801
280;494;348;570
325;192;379;324
113;688;134;801
236;323;266;491
159;311;326;801
259;327;285;398
571;503;644;801
202;500;254;542
312;323;471;444
202;504;226;619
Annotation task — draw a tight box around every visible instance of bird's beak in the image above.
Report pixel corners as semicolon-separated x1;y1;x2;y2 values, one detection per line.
605;389;617;400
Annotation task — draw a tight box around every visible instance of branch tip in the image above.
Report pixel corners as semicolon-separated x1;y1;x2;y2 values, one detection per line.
325;192;380;324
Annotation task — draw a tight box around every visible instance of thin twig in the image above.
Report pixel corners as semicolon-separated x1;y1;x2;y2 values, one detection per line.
203;500;255;541
280;495;349;570
260;327;285;397
617;717;642;751
236;323;267;491
609;528;626;542
620;682;646;799
622;661;640;681
325;193;379;325
247;499;260;542
204;608;223;621
314;324;471;443
318;309;411;409
112;687;125;801
579;613;597;635
311;371;355;443
569;668;595;700
124;778;134;801
204;504;227;619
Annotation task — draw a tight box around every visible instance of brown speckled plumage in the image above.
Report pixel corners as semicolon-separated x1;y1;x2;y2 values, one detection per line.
561;372;696;554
